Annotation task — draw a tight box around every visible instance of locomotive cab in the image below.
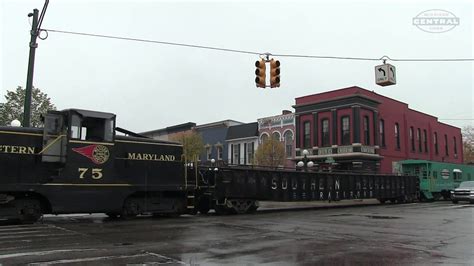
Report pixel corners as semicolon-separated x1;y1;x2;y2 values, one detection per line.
41;109;115;164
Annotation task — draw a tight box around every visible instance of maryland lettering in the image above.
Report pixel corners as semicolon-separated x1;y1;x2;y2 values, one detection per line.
0;145;35;154
127;153;176;161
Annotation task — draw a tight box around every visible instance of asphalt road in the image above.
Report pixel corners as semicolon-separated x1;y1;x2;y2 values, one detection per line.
0;201;473;265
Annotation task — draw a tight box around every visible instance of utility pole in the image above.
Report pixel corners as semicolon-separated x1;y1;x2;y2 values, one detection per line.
23;0;49;127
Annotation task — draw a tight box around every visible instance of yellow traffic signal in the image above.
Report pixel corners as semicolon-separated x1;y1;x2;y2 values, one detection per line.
255;59;266;88
270;59;280;88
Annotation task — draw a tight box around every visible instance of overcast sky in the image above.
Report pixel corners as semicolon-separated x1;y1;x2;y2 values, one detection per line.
1;0;473;132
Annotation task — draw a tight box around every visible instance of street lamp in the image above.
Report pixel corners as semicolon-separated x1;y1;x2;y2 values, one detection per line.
297;149;314;172
210;158;218;171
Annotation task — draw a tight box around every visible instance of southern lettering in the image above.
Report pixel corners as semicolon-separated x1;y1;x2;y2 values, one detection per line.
127;153;176;161
0;145;35;155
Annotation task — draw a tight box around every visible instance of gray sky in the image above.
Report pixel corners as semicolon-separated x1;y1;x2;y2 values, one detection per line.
1;0;473;132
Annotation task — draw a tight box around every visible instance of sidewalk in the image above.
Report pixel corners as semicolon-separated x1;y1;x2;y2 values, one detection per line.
258;199;380;212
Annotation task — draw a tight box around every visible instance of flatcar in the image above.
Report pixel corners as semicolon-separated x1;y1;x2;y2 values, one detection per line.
399;160;474;200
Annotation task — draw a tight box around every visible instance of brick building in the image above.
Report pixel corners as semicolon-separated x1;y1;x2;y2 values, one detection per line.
294;86;463;174
257;110;296;168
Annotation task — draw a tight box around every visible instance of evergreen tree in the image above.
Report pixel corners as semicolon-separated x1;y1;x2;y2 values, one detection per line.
0;86;56;127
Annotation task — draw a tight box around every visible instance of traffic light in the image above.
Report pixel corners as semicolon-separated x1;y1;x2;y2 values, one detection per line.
255;59;266;88
270;59;280;88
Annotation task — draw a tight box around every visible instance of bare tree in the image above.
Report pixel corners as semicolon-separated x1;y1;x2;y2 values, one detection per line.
255;138;285;168
170;131;204;162
463;126;474;164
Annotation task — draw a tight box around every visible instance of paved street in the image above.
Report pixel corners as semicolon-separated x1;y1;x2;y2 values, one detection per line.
0;201;473;265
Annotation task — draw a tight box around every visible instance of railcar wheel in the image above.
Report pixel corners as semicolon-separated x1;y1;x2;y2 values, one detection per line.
196;196;211;215
121;199;139;219
15;199;42;224
105;213;120;219
214;205;230;215
228;199;255;214
452;200;458;204
198;202;210;215
246;201;259;214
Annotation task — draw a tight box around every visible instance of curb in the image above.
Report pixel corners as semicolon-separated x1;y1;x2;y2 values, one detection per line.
257;202;381;214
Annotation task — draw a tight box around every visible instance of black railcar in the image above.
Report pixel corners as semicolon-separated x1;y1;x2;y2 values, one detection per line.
194;166;419;214
0;109;191;223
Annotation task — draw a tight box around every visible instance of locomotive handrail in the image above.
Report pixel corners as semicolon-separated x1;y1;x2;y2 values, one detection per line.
37;134;66;154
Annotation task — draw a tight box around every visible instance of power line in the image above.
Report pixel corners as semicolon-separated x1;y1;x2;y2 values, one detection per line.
42;28;474;62
43;29;260;56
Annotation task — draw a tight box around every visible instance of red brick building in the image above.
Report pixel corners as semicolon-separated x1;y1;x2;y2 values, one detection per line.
294;86;463;174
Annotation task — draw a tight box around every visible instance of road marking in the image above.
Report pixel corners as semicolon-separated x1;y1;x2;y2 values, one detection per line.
0;248;100;259
0;224;45;230
146;252;188;265
0;233;76;240
434;204;472;209
27;252;187;265
0;230;59;236
0;227;48;232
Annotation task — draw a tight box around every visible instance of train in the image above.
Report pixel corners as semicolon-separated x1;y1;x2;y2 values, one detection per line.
0;108;419;223
398;160;474;201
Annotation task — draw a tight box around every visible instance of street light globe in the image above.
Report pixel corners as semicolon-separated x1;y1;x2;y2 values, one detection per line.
10;119;21;127
307;161;314;168
297;161;304;168
302;149;309;156
211;159;216;163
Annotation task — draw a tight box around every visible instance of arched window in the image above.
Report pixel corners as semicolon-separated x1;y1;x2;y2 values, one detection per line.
284;130;293;158
260;133;269;143
272;132;281;141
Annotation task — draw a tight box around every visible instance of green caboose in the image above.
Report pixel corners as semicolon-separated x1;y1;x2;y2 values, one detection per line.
399;160;474;200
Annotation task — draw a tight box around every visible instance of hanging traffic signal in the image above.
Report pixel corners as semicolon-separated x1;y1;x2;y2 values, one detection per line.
255;59;266;88
270;59;280;88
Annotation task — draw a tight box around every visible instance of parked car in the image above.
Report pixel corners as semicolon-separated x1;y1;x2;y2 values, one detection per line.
451;181;474;204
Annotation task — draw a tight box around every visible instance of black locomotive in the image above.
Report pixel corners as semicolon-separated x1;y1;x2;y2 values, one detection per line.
0;109;191;223
0;108;419;223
